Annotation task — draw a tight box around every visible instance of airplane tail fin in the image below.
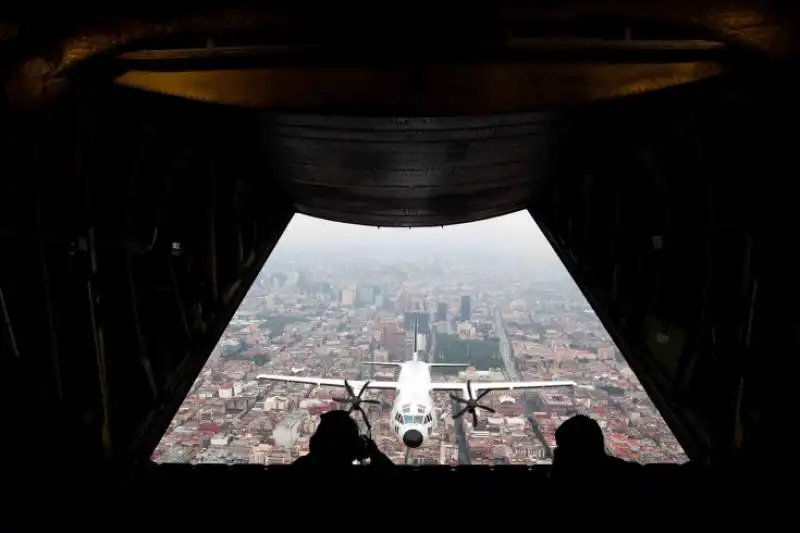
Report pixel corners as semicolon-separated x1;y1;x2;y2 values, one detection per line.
411;312;419;362
413;312;418;352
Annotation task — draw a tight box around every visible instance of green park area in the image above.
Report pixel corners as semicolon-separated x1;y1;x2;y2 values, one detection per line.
226;314;303;337
434;334;502;375
599;384;626;397
255;313;306;337
221;341;270;366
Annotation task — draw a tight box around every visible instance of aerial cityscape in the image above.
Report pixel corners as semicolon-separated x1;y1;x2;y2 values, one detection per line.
153;212;687;466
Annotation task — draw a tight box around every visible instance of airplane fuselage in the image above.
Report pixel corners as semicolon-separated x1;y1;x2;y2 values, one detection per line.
389;360;435;448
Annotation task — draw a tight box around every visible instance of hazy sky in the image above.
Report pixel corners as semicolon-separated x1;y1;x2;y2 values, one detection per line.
275;210;557;258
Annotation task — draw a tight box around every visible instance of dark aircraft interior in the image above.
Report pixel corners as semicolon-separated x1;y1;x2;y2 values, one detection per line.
0;0;794;515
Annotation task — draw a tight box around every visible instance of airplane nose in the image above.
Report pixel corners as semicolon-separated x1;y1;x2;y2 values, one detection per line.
403;429;424;448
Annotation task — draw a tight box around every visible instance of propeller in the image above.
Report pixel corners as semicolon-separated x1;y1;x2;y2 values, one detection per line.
450;380;496;427
332;380;380;435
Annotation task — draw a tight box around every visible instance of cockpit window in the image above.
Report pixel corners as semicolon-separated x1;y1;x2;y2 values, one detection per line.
399;404;429;424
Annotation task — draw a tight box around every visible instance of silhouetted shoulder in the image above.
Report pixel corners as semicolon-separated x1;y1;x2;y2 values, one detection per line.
292;454;317;466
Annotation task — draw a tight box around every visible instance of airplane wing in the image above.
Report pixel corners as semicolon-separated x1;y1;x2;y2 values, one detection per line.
429;382;472;392
471;380;577;393
430;380;576;394
256;374;399;391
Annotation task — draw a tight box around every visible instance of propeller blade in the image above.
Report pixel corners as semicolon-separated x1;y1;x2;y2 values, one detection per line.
332;397;351;403
450;395;468;404
358;382;370;398
362;399;380;404
471;412;478;427
477;405;496;413
355;406;372;433
344;380;355;398
476;390;492;401
466;380;474;399
453;406;470;419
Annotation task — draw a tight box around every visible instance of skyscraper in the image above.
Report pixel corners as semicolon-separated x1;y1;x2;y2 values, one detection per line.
460;295;471;321
404;311;430;335
357;285;376;306
340;287;355;307
381;321;406;362
436;302;448;322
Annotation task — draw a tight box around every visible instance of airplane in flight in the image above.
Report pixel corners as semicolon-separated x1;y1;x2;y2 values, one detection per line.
257;318;576;449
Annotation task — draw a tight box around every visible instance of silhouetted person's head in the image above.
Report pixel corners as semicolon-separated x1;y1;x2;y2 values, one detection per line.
309;410;363;465
554;414;607;462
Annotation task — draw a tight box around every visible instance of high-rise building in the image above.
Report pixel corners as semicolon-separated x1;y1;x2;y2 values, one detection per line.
340;287;355;307
357;285;375;306
297;271;312;294
416;334;427;351
460;295;471;321
404;311;430;335
405;331;416;357
270;272;287;289
381;321;406;361
436;302;448;322
395;291;409;312
419;312;430;334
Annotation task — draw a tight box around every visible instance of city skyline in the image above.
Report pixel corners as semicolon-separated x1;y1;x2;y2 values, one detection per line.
154;212;686;466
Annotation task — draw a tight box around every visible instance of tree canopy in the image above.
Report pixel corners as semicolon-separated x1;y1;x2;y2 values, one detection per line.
255;314;305;337
434;334;502;375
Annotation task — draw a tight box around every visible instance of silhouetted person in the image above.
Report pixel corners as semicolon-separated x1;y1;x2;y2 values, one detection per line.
293;410;394;467
551;414;643;481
